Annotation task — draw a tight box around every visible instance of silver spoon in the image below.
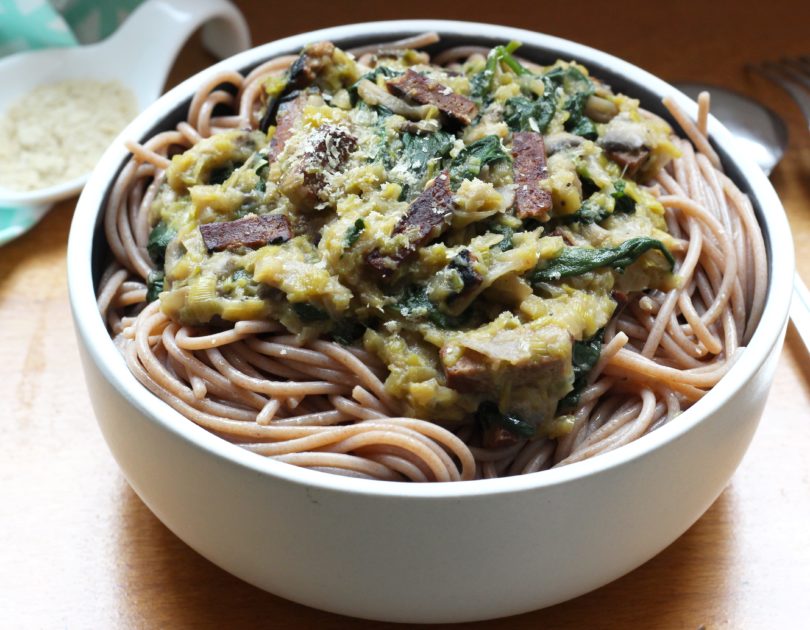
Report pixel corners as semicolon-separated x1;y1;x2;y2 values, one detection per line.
675;82;810;352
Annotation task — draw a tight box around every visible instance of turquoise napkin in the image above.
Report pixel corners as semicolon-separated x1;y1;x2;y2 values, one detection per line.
0;0;142;246
0;204;50;243
0;0;143;50
0;0;76;55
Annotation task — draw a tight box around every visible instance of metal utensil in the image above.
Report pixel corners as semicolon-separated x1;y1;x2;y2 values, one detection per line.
755;56;810;130
676;80;810;352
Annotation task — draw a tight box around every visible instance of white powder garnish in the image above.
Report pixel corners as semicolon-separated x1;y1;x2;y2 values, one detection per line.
0;79;137;191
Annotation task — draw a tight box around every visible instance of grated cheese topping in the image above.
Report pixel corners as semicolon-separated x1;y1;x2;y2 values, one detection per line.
0;79;137;191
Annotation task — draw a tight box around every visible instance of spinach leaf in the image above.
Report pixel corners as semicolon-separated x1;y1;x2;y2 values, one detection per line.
611;179;636;214
427;309;464;330
469;67;494;103
146;221;175;265
361;66;402;83
557;329;604;410
566;116;597;140
253;155;269;193
476;401;536;438
562;179;635;225
146;270;164;303
543;65;592;98
208;164;234;185
567;198;610;225
449;135;510;187
366;103;397;169
292;302;329;322
532;237;676;283
563;92;597;140
331;319;365;345
504;96;556;133
400;131;455;182
489;223;514;252
394;286;465;329
544;66;598;140
344;218;365;248
469;41;528;102
349;66;402;98
580;176;600;198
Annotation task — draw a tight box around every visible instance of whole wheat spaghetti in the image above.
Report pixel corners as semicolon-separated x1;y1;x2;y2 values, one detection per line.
96;36;766;482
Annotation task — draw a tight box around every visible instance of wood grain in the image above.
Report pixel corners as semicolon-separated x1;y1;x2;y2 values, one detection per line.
2;1;809;627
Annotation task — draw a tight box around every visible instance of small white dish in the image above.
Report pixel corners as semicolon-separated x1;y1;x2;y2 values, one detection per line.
0;0;250;244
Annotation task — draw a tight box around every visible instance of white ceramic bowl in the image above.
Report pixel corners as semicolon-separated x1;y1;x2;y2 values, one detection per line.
67;20;793;623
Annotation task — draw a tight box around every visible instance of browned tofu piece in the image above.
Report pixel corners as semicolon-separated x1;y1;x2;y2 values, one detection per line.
442;345;569;404
267;92;309;162
365;172;454;278
199;214;292;252
441;325;571;397
512;131;552;220
387;69;478;125
279;125;357;211
364;247;412;279
441;348;492;393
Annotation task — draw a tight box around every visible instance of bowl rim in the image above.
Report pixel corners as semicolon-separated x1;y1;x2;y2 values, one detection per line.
68;19;794;500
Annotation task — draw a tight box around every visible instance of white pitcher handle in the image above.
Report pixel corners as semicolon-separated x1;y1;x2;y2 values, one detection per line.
108;0;251;91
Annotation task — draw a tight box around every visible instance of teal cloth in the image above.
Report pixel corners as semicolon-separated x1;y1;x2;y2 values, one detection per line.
0;0;76;55
0;203;50;243
0;0;143;52
0;0;142;246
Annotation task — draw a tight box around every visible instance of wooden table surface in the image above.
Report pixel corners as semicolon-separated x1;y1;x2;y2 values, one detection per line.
2;1;809;627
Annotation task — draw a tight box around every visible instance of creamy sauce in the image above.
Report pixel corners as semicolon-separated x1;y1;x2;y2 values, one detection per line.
148;42;678;433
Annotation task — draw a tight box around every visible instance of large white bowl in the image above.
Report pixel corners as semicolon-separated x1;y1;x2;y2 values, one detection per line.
67;20;794;623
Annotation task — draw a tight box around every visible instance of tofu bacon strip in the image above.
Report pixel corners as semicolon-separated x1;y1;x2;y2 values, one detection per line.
200;214;293;252
511;131;552;220
366;172;455;278
387;69;479;125
268;92;308;161
280;125;357;211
